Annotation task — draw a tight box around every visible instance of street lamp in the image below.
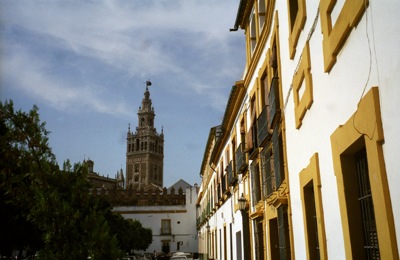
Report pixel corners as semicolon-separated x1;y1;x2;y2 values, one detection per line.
238;193;247;211
238;193;251;260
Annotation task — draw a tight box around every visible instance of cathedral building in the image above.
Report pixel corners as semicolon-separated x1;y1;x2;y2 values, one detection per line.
125;81;164;189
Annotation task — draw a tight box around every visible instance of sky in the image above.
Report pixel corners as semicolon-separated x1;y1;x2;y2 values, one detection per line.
0;1;246;187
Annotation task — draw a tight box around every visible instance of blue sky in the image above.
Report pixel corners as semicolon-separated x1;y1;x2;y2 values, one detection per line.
0;1;245;187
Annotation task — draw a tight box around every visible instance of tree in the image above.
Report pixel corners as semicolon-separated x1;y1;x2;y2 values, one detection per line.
30;164;122;259
0;100;54;256
107;211;153;254
0;100;123;259
1;100;151;259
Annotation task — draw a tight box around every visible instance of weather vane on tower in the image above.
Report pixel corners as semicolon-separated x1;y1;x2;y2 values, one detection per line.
146;79;152;90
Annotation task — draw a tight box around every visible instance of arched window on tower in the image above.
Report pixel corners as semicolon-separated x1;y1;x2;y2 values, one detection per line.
136;139;139;151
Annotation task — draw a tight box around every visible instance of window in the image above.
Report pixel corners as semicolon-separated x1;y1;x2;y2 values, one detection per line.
320;0;367;71
261;145;275;199
257;74;271;147
287;0;306;59
250;8;257;54
288;0;298;30
355;147;379;258
330;87;398;259
261;74;269;110
247;96;257;155
153;165;158;180
135;163;140;172
258;0;266;31
292;42;313;129
272;125;284;188
161;219;171;235
278;205;290;260
269;218;280;259
253;217;265;260
236;231;242;260
162;241;170;254
251;161;261;206
223;226;227;260
299;153;327;259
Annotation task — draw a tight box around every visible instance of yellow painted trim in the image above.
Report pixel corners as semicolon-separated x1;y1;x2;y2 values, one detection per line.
244;1;276;89
293;41;313;129
299;153;328;259
264;202;278;260
287;0;307;59
330;87;399;259
319;0;368;72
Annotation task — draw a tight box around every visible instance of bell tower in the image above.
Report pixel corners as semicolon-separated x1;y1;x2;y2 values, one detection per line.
126;81;164;188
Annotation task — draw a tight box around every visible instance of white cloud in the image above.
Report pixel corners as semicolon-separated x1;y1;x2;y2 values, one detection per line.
1;0;245;113
2;43;131;117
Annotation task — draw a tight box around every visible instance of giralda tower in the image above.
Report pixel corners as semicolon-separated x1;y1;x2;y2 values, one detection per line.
125;81;164;188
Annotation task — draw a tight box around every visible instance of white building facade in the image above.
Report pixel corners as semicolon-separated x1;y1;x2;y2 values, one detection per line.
115;186;199;256
197;0;399;259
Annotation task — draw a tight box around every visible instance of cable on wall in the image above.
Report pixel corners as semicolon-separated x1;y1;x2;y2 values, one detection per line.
353;0;378;141
283;6;320;114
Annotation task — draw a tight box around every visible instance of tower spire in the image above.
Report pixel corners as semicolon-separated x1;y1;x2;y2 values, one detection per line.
125;80;164;189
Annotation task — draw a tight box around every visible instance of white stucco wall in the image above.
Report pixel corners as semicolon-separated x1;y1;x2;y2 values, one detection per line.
275;1;400;258
114;187;199;255
198;1;400;259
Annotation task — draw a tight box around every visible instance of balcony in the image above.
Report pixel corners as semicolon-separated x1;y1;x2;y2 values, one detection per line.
227;160;237;186
247;122;258;160
217;183;222;202
272;124;284;188
222;173;227;195
235;143;247;175
261;147;276;199
257;105;271;147
268;77;280;130
160;228;171;235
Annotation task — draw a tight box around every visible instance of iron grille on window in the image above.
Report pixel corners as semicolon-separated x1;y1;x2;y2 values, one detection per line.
355;148;380;259
235;143;246;174
254;217;265;260
227;160;237;186
261;146;276;199
305;184;320;260
278;205;290;260
251;161;262;206
222;173;227;195
217;183;222;202
272;124;283;188
257;105;271;147
161;220;171;235
248;122;258;159
268;77;280;130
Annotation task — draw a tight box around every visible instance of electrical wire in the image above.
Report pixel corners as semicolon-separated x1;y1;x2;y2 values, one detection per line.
283;6;320;113
353;0;377;141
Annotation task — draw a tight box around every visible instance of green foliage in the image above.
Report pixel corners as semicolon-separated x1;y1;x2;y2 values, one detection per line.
107;212;153;253
1;100;150;259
